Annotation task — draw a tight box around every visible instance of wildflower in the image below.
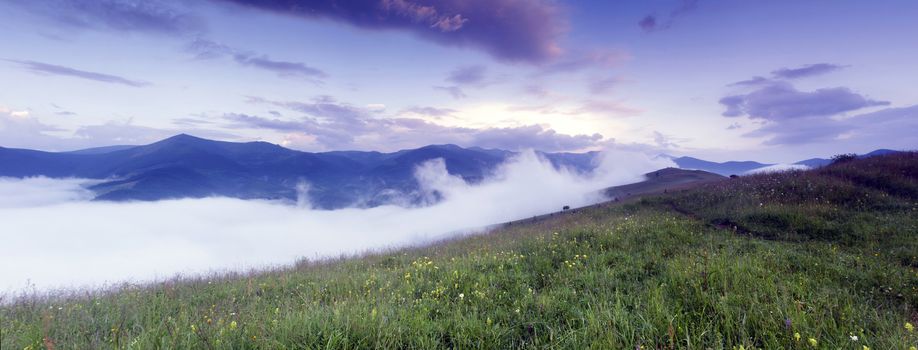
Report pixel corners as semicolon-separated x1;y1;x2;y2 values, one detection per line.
784;318;792;329
229;321;238;330
906;322;914;332
191;324;197;332
909;346;916;350
486;317;492;326
862;346;870;350
849;335;858;341
458;293;464;300
794;332;801;342
808;338;817;347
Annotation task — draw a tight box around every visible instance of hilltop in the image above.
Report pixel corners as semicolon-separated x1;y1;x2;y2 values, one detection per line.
2;152;915;348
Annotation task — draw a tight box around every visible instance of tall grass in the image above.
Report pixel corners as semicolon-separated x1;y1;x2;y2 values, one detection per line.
2;153;916;349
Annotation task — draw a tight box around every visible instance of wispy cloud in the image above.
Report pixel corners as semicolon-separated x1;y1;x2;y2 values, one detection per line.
6;0;204;36
6;59;151;87
639;0;700;33
186;39;327;81
771;63;846;79
235;96;607;152
233;54;327;79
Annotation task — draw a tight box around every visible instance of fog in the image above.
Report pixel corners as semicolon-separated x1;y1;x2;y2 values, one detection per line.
0;151;672;294
745;163;810;174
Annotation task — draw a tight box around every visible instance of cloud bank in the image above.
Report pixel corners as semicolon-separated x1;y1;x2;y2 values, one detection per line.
0;150;673;293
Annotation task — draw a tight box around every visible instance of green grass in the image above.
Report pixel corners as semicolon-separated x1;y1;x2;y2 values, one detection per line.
2;153;917;349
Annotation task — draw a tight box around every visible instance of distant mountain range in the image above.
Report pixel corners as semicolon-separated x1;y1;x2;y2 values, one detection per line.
0;134;595;209
0;134;901;208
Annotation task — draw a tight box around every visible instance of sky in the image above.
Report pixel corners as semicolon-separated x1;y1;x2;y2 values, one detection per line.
0;0;916;162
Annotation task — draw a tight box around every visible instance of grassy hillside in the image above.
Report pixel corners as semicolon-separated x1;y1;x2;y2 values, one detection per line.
2;153;917;349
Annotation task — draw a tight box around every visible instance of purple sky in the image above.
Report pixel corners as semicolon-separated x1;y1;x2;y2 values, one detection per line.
1;0;916;162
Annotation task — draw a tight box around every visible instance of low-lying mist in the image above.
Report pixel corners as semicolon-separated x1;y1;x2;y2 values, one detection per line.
0;150;673;294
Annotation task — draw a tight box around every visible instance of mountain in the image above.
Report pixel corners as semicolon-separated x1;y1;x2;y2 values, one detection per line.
668;149;905;175
2;135;903;207
0;135;595;209
793;149;904;169
668;156;771;176
603;168;725;200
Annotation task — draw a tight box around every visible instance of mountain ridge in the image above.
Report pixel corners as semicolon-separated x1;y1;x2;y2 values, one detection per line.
0;134;903;207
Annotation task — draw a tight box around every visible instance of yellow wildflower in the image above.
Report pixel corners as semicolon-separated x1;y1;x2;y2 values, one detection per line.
229;320;238;330
906;322;914;332
794;332;801;341
862;346;869;350
808;338;817;347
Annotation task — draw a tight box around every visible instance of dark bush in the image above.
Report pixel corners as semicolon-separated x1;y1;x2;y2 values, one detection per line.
831;153;858;164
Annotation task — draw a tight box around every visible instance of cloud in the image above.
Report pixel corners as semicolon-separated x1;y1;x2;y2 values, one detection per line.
6;0;204;36
398;106;457;118
639;0;699;33
446;65;487;85
186;39;328;80
538;49;629;75
0;107;237;151
720;82;888;121
0;150;672;292
6;60;151;87
233;53;327;79
719;73;907;147
212;0;565;63
235;97;608;152
728;76;771;87
740;103;918;146
745;163;809;174
771;63;846;79
468;125;603;152
729;63;846;86
638;15;657;32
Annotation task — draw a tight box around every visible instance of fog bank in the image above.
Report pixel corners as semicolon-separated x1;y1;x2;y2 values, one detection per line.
0;151;672;294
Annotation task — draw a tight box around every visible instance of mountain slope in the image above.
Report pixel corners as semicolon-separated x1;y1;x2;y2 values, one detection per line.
3;152;915;349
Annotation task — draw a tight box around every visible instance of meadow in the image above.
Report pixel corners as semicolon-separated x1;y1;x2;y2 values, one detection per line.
2;153;916;349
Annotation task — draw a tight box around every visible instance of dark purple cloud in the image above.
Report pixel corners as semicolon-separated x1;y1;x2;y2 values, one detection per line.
638;15;657;32
772;63;845;79
6;0;203;35
446;65;487;85
639;0;699;33
212;0;564;63
720;82;888;121
7;60;151;87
